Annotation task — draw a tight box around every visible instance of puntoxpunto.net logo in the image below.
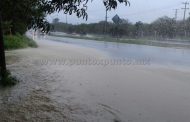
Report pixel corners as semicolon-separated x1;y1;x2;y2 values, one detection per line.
34;58;151;66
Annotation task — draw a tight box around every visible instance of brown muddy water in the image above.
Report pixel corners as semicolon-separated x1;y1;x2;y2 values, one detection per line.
1;36;190;122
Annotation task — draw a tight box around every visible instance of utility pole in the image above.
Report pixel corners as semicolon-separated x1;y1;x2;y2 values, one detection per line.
182;2;189;21
174;9;178;20
173;9;178;38
104;9;108;35
182;2;189;37
66;14;68;24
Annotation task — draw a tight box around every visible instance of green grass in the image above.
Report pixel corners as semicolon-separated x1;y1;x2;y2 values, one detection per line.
50;34;190;49
51;34;146;44
4;34;37;50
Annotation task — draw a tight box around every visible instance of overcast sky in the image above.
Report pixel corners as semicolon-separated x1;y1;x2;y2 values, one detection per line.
47;0;189;24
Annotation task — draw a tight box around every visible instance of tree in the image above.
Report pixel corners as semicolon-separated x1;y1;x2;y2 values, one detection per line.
135;21;143;38
0;12;6;80
1;0;52;34
0;0;52;83
0;0;130;83
151;16;175;39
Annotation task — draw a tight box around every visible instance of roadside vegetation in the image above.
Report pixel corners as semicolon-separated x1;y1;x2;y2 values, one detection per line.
51;16;190;42
49;16;190;48
50;33;146;44
4;34;37;50
50;33;190;49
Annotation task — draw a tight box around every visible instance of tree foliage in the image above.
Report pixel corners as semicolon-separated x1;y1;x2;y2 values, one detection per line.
51;15;190;40
0;0;130;34
152;16;175;38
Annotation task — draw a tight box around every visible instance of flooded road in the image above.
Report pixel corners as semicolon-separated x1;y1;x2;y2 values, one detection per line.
47;36;190;70
1;35;190;122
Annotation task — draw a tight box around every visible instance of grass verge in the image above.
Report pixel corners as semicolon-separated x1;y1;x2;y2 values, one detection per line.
4;34;37;50
49;34;156;46
50;34;190;49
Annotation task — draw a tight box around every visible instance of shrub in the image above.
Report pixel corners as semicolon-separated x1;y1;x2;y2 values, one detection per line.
4;34;37;50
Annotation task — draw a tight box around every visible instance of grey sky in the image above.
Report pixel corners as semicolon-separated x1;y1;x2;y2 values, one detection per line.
47;0;188;24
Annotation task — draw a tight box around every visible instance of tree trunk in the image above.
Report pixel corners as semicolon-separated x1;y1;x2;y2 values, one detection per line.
0;11;7;80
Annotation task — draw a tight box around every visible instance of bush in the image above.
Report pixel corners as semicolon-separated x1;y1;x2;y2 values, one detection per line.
4;34;37;50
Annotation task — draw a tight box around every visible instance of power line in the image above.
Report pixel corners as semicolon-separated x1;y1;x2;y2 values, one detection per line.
182;2;189;21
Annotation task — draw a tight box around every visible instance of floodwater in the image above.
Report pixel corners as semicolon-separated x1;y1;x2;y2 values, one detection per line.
47;36;190;70
1;35;190;122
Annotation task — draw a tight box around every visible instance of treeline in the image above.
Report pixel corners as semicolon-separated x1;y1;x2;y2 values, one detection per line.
51;16;190;40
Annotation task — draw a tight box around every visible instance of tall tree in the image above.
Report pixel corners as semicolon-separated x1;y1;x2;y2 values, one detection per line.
135;21;143;38
0;0;130;82
0;12;6;80
152;16;175;39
